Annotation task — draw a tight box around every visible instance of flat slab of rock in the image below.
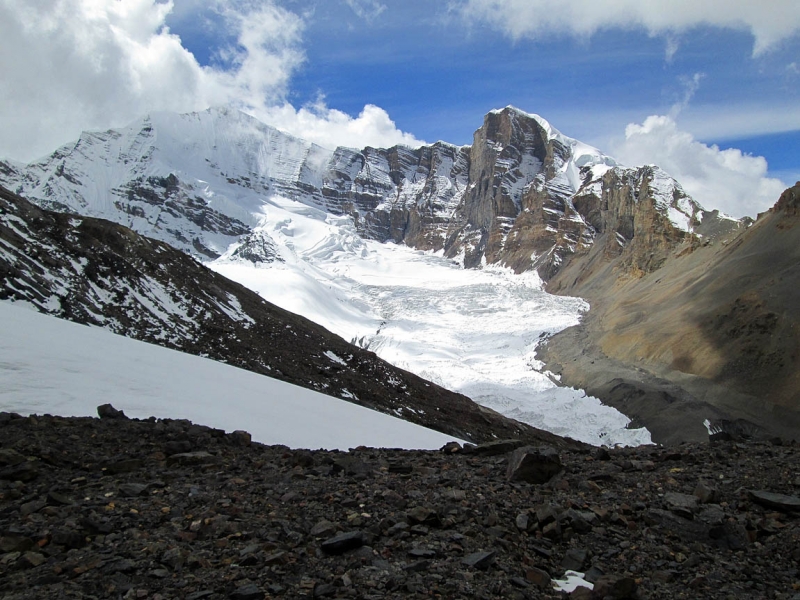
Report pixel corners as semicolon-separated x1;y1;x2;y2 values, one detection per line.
664;492;699;518
118;482;149;497
230;583;264;600
320;531;365;555
471;439;527;456
748;490;800;512
166;451;220;467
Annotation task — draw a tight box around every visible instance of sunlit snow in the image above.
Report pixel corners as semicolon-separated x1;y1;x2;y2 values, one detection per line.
211;195;652;447
0;302;465;450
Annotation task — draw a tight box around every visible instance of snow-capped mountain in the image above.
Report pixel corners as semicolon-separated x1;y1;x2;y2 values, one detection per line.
3;104;779;446
0;106;739;280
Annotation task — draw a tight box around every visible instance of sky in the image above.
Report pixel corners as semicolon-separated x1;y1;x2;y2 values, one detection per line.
0;0;798;217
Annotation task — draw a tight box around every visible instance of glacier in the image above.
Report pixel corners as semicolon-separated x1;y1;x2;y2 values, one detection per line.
210;195;651;447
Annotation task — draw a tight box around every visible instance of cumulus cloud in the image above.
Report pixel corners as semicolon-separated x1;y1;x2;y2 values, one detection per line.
456;0;800;56
259;100;424;150
0;0;419;162
611;115;786;218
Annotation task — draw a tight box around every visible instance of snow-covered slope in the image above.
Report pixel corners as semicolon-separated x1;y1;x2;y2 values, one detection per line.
0;105;723;272
0;302;463;450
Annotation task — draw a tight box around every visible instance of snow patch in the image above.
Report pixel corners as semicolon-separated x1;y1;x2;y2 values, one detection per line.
0;302;464;450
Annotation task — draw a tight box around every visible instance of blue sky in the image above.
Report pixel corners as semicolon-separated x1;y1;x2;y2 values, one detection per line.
1;0;798;216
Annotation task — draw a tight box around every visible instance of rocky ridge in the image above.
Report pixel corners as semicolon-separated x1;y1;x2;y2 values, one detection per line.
0;185;569;448
1;408;799;599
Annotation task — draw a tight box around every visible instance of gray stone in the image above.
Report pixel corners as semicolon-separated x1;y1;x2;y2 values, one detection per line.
0;449;25;466
693;481;719;504
462;551;496;570
19;552;46;568
118;483;149;497
166;451;219;467
748;490;800;512
525;566;551;587
407;506;441;527
0;536;33;554
0;461;39;482
47;490;74;505
506;446;562;484
313;583;336;598
561;547;588;571
320;531;365;555
408;547;436;558
472;439;527;456
310;520;337;538
20;499;46;516
592;575;637;599
230;584;264;600
97;404;128;419
664;492;699;518
229;430;252;446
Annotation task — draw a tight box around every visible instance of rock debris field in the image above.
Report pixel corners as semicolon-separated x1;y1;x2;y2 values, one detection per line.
1;407;799;599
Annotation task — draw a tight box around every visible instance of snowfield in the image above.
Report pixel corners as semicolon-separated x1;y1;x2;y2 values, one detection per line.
211;195;652;447
0;302;466;450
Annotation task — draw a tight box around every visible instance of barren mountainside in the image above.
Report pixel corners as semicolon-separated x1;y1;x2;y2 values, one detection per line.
540;183;800;444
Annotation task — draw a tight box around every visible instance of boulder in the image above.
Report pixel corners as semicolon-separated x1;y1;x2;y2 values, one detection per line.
506;446;562;484
97;404;128;419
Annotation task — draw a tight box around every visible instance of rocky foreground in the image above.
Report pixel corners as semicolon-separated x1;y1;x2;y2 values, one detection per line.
1;409;799;600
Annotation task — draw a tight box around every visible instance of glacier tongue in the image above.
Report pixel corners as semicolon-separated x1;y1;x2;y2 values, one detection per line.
212;195;652;447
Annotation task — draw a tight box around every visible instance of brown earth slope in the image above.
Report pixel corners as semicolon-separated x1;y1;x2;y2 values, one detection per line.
540;183;800;444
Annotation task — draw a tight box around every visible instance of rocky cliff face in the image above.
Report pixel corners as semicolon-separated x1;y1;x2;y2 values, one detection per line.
0;106;734;284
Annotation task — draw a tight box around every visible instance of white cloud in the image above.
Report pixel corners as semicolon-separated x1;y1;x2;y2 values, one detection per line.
456;0;800;56
257;100;425;150
670;73;705;118
0;0;419;162
344;0;387;22
611;115;787;218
